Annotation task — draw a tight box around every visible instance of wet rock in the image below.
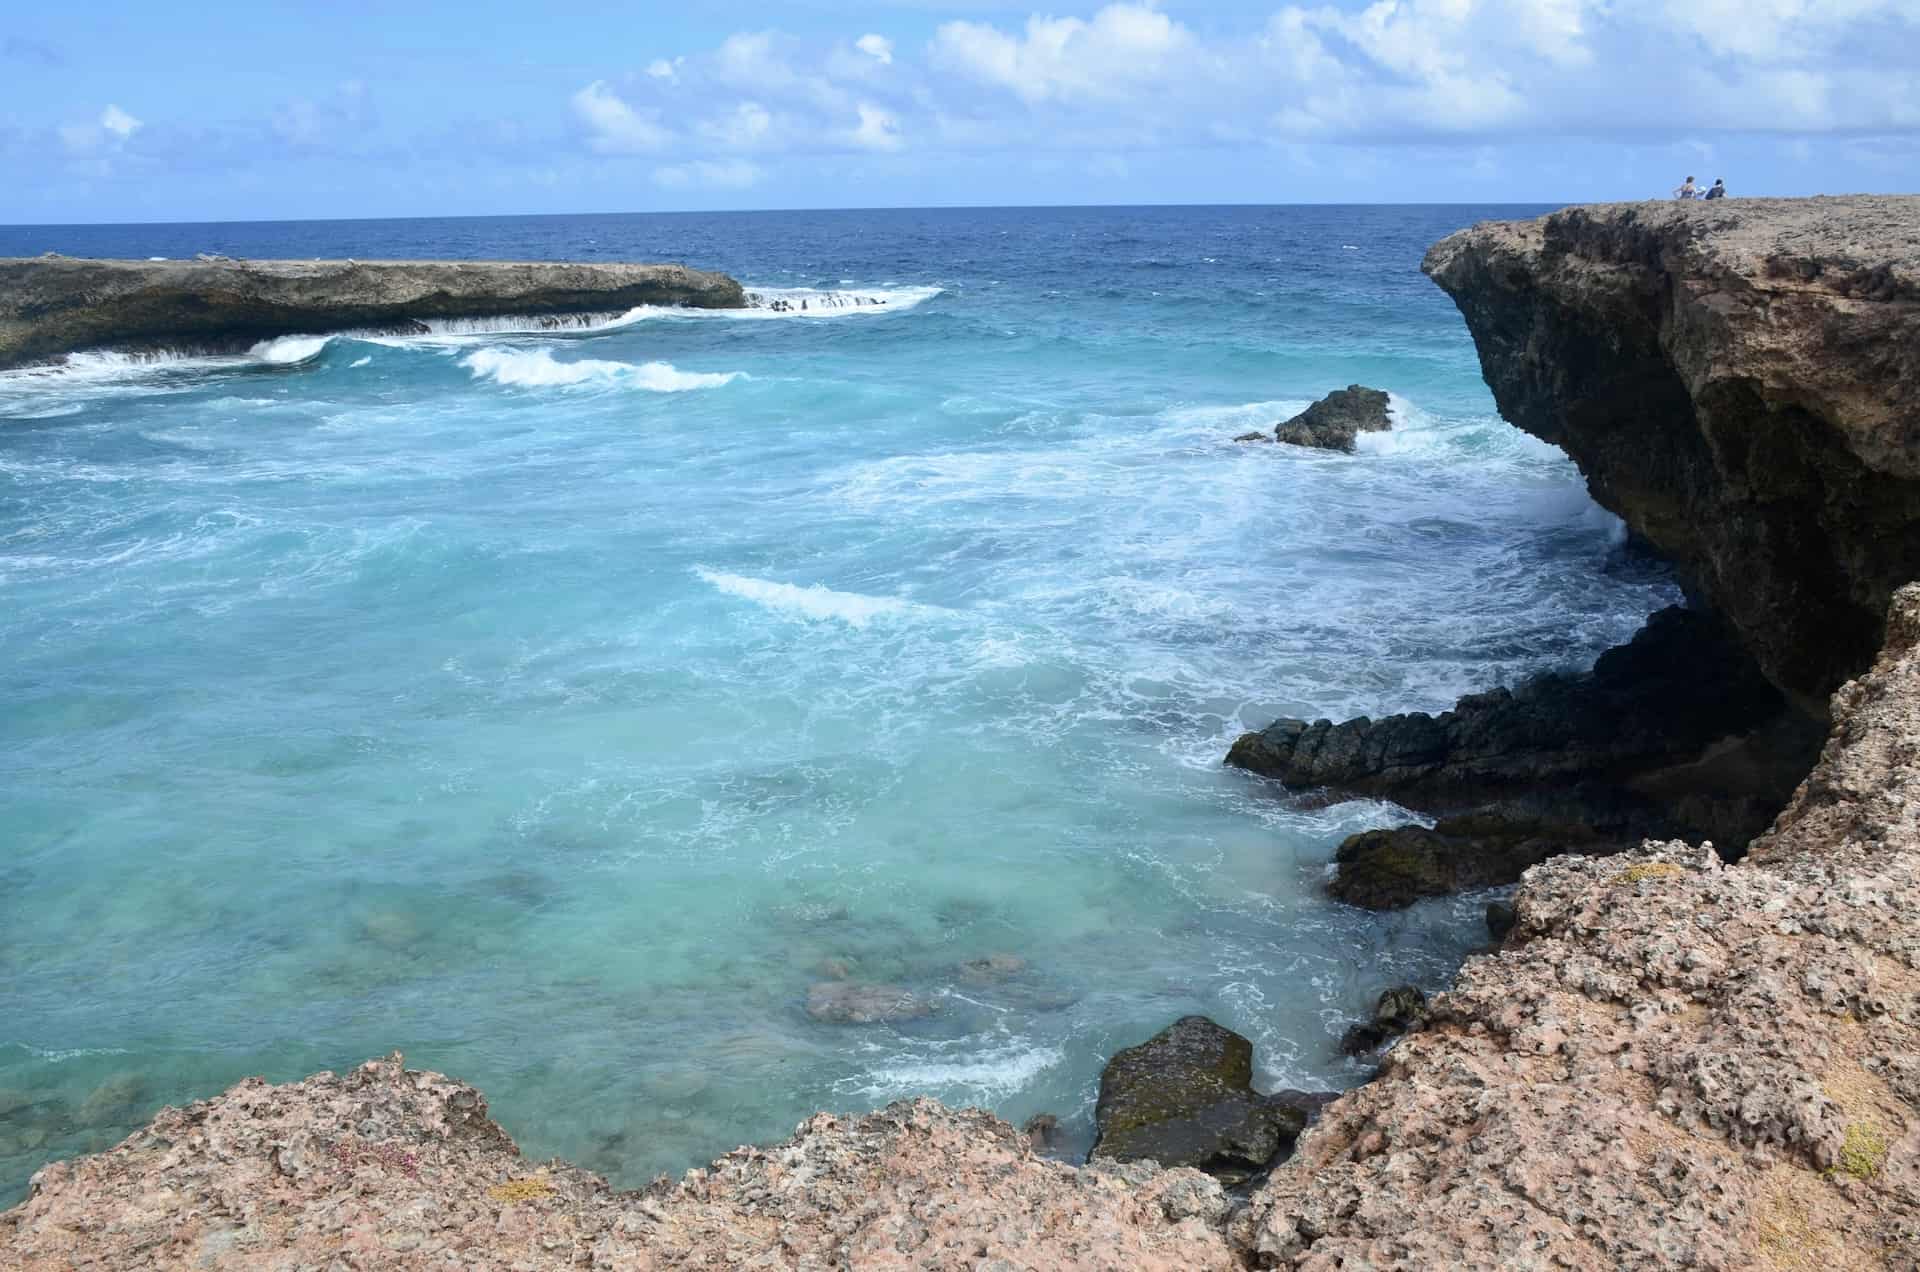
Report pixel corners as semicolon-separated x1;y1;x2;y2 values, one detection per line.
957;953;1026;982
1328;803;1634;909
1232;431;1272;443
1271;384;1392;451
1485;899;1517;941
1091;1016;1306;1185
1021;1113;1061;1152
1337;986;1427;1057
804;981;934;1025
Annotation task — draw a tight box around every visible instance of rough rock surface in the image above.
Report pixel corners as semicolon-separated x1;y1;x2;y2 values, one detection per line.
1091;1016;1308;1185
1271;384;1393;450
0;1058;1238;1270
0;257;746;370
1424;196;1920;714
1233;583;1920;1269
804;980;935;1024
1336;986;1428;1058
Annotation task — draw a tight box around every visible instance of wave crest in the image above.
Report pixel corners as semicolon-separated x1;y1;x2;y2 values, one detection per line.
694;568;928;627
459;348;743;391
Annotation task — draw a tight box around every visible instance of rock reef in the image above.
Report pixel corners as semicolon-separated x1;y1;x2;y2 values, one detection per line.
0;256;746;371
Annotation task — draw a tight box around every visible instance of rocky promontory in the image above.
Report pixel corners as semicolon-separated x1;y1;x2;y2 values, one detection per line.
1424;196;1920;715
0;256;747;371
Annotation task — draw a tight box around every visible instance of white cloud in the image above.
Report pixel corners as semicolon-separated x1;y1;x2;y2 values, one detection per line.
851;103;903;151
856;34;894;65
653;158;763;189
100;104;141;139
646;57;683;81
931;3;1195;104
572;80;672;153
699;101;775;149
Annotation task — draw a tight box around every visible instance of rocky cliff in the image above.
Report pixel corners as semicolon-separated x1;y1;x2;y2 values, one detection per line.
0;257;747;371
1423;197;1920;716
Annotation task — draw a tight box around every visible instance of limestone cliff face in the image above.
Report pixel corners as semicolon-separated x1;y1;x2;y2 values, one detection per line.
1424;197;1920;715
0;257;747;371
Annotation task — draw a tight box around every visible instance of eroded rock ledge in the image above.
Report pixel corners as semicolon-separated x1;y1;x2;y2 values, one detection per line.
0;257;747;371
1424;196;1920;716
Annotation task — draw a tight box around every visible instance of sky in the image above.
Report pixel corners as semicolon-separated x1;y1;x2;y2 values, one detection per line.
2;0;1916;223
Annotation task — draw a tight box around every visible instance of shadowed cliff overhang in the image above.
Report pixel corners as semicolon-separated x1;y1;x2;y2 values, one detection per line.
1423;195;1920;716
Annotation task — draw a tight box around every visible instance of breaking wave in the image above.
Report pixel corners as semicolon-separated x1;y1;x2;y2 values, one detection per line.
693;568;931;627
459;348;744;391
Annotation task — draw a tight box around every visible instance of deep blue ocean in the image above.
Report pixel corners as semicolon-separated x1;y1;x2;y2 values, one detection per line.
0;206;1676;1200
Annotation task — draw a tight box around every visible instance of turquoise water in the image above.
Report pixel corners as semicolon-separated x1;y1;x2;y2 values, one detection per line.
0;206;1677;1198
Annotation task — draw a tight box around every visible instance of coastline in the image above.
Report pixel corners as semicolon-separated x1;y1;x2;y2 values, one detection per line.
5;196;1919;1267
0;256;747;372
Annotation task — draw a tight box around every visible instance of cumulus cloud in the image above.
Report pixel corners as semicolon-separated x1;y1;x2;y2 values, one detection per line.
931;3;1194;105
856;34;894;65
572;80;671;153
59;104;143;153
653;158;763;190
851;103;903;151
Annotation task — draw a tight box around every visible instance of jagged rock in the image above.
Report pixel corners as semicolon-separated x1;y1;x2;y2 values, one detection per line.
0;257;747;371
1424;197;1920;714
1232;430;1273;443
804;981;934;1024
1021;1113;1061;1152
1337;986;1427;1056
1091;1016;1307;1185
1485;899;1517;940
1328;803;1637;908
1270;384;1392;451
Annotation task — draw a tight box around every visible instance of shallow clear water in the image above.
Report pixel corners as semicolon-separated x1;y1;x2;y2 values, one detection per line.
0;206;1676;1199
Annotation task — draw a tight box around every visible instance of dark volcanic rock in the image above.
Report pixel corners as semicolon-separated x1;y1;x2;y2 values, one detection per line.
1485;899;1517;941
1327;803;1645;909
1228;606;1782;811
1424;197;1920;714
1091;1016;1306;1185
0;257;747;371
1337;986;1427;1057
1272;384;1392;451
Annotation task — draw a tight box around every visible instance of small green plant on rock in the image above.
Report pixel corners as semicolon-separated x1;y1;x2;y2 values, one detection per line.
1831;1121;1890;1181
1615;862;1686;884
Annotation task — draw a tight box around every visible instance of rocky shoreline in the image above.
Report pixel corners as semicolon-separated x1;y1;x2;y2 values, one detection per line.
0;256;746;371
5;198;1917;1267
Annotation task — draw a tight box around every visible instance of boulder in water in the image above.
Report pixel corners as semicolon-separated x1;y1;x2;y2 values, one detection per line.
1090;1015;1306;1185
1337;985;1428;1057
1271;384;1392;451
805;981;934;1025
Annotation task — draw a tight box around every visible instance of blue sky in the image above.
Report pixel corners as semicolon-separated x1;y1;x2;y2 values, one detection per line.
3;1;1916;223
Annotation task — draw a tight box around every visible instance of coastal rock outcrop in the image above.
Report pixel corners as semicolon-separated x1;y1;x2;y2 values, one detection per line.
1229;603;1816;902
1424;196;1920;715
1271;384;1393;450
1090;1016;1308;1185
0;256;747;371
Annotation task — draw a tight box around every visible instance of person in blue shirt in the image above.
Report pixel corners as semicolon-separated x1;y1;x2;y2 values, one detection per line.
1704;178;1727;200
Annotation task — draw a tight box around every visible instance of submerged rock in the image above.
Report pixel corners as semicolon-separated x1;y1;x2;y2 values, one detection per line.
957;953;1026;982
1271;384;1392;451
1091;1016;1307;1185
804;981;934;1024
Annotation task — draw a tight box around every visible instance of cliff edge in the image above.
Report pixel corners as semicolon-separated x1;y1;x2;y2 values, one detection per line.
0;257;747;371
1424;196;1920;715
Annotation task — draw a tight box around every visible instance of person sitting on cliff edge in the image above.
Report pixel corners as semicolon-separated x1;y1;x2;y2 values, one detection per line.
1674;175;1699;199
1704;178;1727;200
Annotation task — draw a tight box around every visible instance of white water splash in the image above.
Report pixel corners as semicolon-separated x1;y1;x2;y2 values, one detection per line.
459;348;743;391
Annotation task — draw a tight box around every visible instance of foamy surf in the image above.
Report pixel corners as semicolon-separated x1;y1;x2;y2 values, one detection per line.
834;1040;1066;1102
459;348;743;391
694;567;930;627
248;334;332;364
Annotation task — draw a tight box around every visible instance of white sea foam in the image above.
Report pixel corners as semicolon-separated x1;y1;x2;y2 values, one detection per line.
835;1040;1065;1101
348;355;372;368
459;347;743;391
248;334;332;364
744;284;944;316
694;567;928;627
